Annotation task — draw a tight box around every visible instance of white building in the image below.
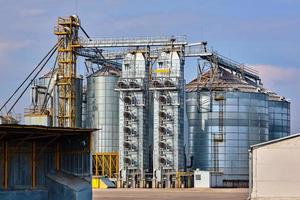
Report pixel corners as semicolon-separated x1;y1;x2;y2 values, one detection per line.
249;133;300;200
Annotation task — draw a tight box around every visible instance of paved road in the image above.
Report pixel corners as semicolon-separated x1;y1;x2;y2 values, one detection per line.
93;188;248;200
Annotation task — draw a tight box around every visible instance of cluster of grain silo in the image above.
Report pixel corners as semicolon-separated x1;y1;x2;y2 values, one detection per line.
186;66;290;187
24;53;291;189
22;32;291;189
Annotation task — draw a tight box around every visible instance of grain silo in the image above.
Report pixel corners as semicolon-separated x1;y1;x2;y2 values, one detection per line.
186;67;269;187
117;51;152;188
151;50;185;188
268;92;290;140
86;66;120;178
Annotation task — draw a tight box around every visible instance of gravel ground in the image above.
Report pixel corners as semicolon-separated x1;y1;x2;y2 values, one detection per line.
93;188;249;200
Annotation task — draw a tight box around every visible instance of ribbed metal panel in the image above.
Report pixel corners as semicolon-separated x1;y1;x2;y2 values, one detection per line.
52;77;83;128
268;99;290;140
186;91;269;186
1;132;91;190
86;67;120;153
75;78;83;128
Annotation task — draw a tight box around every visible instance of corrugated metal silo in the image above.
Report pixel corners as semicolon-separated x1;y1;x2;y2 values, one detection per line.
268;92;290;140
186;69;269;187
87;66;120;152
86;66;120;178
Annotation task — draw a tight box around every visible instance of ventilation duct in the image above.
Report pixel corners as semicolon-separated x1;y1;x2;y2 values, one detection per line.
164;79;175;87
124;96;134;105
129;80;140;88
159;157;168;165
124;111;134;120
124;157;132;165
159;111;169;119
159;125;171;135
124;126;136;135
152;79;163;87
159;95;170;104
117;80;128;88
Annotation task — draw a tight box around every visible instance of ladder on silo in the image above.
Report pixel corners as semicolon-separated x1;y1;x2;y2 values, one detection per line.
213;93;224;172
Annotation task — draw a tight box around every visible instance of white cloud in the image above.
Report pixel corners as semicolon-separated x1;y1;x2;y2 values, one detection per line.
20;9;46;17
249;64;300;134
249;64;299;87
0;40;29;66
0;41;28;54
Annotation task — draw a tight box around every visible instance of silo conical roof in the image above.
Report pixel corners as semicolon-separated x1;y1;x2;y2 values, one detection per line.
90;66;121;77
186;68;265;93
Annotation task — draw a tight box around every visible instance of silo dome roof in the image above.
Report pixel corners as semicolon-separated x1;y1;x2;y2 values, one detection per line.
186;68;265;93
90;66;121;77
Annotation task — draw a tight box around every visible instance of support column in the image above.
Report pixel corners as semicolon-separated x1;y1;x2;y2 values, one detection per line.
152;179;157;188
101;154;105;176
32;142;36;188
95;155;98;176
4;141;8;189
166;175;171;188
109;155;112;178
56;143;60;171
139;179;145;188
116;154;119;178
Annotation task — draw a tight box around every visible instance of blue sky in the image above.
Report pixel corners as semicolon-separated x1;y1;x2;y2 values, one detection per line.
0;0;299;133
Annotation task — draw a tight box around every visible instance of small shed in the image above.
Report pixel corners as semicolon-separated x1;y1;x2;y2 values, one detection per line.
249;133;300;200
0;124;94;200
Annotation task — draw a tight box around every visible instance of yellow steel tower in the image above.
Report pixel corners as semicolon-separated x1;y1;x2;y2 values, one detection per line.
54;16;80;127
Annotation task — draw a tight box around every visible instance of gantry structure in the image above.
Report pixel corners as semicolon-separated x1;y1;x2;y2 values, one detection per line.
52;16;261;188
1;15;262;188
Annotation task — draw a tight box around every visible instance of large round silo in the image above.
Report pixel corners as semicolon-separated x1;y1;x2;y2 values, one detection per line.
87;66;120;153
186;69;269;187
268;92;290;140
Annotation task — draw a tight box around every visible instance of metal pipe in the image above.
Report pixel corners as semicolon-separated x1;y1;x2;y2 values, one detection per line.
248;149;253;200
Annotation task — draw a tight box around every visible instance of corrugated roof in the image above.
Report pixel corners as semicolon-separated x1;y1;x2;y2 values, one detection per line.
267;90;289;102
39;68;58;79
0;124;96;141
250;133;300;150
0;124;96;133
90;66;121;77
186;68;264;93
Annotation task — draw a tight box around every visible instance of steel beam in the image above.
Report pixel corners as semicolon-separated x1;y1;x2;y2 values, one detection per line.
79;36;187;48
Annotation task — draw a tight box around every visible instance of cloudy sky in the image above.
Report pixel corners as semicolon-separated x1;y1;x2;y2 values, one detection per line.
0;0;299;133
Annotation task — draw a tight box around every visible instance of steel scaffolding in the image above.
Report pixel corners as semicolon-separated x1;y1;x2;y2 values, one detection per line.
54;16;80;127
92;152;119;178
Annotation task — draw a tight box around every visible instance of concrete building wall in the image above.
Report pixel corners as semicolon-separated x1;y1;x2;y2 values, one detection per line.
250;135;300;199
